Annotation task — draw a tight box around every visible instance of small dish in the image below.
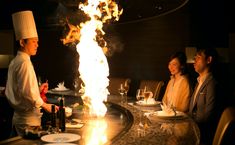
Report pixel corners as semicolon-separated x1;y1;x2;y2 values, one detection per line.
41;133;81;143
155;111;186;119
135;100;161;107
51;88;70;92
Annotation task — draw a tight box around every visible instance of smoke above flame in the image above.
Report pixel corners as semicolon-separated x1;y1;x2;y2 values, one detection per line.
61;0;122;117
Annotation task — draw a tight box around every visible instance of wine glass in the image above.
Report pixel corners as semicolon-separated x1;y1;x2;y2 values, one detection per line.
136;88;145;115
118;84;126;104
123;84;129;95
143;91;152;104
123;84;129;104
136;89;144;102
136;89;146;136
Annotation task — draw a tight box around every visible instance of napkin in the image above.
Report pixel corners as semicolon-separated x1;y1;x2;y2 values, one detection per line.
66;123;84;129
55;82;68;90
146;98;156;104
160;102;176;116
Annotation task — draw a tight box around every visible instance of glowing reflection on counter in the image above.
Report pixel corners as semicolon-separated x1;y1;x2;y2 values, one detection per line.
83;118;108;145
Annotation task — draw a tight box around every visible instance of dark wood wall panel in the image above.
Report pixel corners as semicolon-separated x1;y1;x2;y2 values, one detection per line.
108;8;190;82
2;3;229;98
30;7;190;96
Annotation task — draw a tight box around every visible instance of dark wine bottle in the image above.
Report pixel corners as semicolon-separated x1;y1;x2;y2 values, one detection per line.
51;105;56;128
40;108;47;130
59;97;66;132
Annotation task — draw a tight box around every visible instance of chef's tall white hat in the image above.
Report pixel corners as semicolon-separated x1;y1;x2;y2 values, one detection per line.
12;10;38;40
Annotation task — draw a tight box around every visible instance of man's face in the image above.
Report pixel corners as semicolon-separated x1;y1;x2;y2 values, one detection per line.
21;37;39;56
193;52;210;74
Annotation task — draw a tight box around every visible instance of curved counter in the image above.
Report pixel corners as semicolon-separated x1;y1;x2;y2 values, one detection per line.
0;94;200;145
108;96;200;145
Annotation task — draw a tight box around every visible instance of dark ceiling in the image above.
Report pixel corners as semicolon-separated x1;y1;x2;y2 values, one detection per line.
0;0;188;29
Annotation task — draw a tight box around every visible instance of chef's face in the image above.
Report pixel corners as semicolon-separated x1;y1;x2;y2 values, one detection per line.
20;37;39;56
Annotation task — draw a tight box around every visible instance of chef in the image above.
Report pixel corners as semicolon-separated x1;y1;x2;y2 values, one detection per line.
5;10;56;136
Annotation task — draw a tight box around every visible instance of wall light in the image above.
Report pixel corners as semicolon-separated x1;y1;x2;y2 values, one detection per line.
0;55;14;68
185;47;197;63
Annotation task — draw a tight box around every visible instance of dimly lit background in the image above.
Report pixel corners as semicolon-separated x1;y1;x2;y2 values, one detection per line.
0;0;233;105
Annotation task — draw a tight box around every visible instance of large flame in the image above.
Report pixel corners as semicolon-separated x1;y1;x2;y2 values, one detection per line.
64;0;122;117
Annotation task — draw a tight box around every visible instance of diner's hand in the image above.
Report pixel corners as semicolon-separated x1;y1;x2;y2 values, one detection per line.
42;103;59;113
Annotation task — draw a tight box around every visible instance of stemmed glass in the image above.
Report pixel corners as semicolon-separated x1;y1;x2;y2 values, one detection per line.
136;89;144;120
136;89;144;102
136;89;146;137
123;83;129;95
143;86;154;104
123;83;129;104
118;84;126;104
143;91;151;104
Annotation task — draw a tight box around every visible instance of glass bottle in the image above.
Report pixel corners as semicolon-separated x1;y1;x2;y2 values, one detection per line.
51;105;56;128
59;97;66;132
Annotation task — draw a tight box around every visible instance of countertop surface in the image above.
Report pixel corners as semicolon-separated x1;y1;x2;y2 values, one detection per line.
0;94;200;145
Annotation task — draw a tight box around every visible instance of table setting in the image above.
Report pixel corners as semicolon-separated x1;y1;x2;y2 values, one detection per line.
122;86;188;121
126;87;162;113
51;82;70;92
19;97;85;144
1;83;200;145
47;82;78;97
143;102;188;121
109;91;200;145
41;133;81;143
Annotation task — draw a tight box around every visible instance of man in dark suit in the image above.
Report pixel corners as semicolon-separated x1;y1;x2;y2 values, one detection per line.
189;48;220;145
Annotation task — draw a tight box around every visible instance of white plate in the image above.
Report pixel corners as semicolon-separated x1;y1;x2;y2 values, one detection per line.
135;100;161;107
155;111;185;119
66;123;84;129
41;133;81;143
51;88;70;92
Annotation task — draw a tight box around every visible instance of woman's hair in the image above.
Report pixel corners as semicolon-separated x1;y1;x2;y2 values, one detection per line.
169;51;188;75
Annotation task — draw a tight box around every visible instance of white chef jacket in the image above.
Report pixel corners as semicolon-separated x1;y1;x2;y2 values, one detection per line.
5;51;43;136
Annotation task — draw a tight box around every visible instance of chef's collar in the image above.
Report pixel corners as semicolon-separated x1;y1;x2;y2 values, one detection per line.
17;51;30;60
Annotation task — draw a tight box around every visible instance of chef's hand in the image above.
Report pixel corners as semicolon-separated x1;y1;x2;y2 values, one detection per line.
39;81;48;94
41;103;59;113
